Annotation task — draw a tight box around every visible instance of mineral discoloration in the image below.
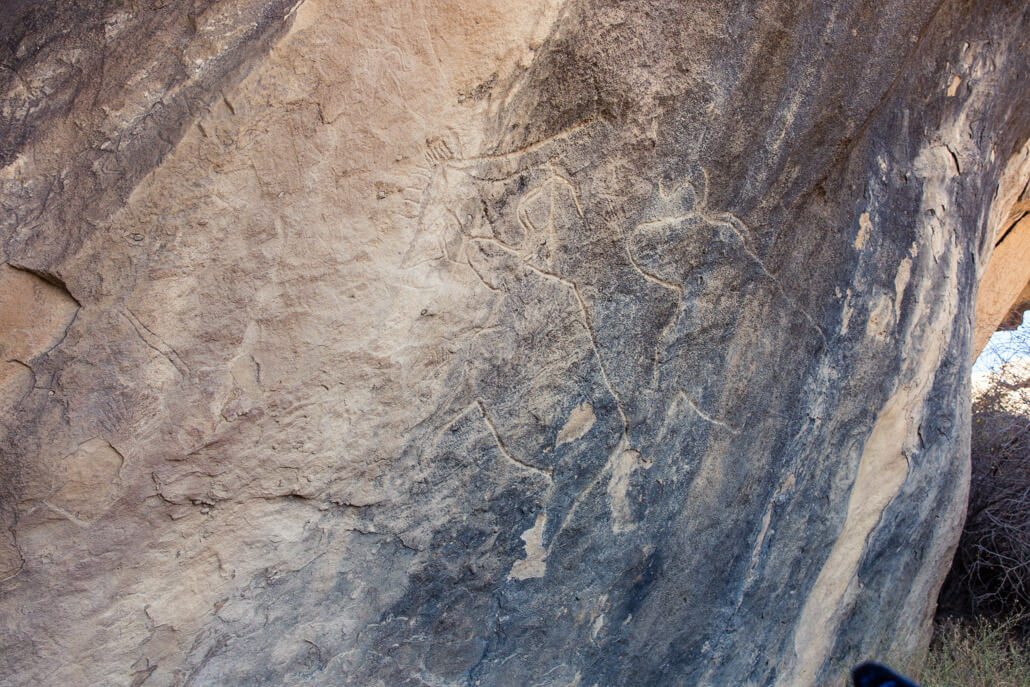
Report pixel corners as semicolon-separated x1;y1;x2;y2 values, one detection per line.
1;1;1029;685
509;512;548;580
555;401;596;446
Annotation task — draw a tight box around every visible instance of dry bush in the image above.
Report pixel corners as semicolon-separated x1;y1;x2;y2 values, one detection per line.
939;324;1030;623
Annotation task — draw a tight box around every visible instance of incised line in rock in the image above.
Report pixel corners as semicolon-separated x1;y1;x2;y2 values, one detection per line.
713;212;828;346
467;236;631;435
122;308;190;376
690;171;826;345
629;170;828;346
549;435;635;544
433;400;553;484
546;162;586;218
521;262;630;435
618;224;686;395
467;230;643;540
470;119;596;163
465;252;503;292
475;399;554;483
622;236;684;296
674;390;741;434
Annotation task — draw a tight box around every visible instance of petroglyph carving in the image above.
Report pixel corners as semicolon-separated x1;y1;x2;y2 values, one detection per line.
423;131;460;165
628;170;756;283
432;399;553;482
623;170;826;433
400;121;594;270
404;123;647;522
628;170;825;342
2;1;1023;683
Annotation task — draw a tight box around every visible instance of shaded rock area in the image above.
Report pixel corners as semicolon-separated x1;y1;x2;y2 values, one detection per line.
998;281;1030;332
2;1;1029;685
973;139;1030;355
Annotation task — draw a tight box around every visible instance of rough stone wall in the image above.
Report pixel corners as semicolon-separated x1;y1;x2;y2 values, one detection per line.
998;280;1030;332
1;1;1029;685
974;139;1030;354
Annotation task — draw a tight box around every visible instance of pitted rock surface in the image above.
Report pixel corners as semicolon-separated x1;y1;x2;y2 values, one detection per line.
2;1;1029;685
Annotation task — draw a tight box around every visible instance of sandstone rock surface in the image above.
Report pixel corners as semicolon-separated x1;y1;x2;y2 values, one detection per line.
974;139;1030;355
2;1;1029;685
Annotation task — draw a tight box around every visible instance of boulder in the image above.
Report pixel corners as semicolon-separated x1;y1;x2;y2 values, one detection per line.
1;1;1029;685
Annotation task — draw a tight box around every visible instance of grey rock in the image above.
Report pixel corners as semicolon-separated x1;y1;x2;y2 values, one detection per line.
1;1;1029;685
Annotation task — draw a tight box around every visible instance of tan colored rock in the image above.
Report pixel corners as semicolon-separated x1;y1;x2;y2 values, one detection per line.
46;438;125;525
998;280;1030;331
0;264;78;388
1;1;1029;686
974;140;1030;357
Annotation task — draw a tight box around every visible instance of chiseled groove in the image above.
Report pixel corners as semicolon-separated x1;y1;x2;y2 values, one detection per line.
619;227;685;395
475;399;553;483
711;212;829;346
468;236;631;435
122;308;190;376
622;240;684;296
433;399;552;483
675;390;740;434
521;262;630;435
548;435;631;548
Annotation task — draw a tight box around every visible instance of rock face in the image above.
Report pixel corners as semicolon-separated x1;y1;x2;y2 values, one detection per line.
2;1;1029;685
973;139;1030;355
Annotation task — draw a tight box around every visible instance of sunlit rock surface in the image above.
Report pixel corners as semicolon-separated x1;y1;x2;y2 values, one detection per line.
2;1;1029;685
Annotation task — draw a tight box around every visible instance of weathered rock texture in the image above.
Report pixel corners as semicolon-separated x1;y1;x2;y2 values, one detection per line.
2;1;1029;685
972;138;1030;358
974;139;1030;355
998;281;1030;332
